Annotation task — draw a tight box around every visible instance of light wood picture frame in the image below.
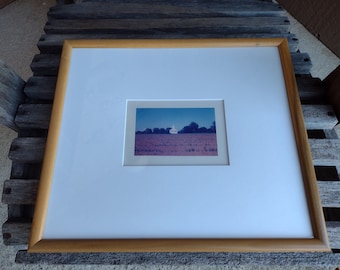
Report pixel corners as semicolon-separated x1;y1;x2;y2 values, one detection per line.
29;38;330;252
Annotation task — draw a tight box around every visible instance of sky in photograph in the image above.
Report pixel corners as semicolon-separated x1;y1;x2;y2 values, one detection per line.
135;107;215;132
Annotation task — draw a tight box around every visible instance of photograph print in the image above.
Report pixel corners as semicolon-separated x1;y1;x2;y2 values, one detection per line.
124;100;229;166
135;107;217;157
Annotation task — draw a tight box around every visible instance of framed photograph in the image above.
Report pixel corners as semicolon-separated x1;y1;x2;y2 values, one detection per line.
29;38;330;252
124;99;229;166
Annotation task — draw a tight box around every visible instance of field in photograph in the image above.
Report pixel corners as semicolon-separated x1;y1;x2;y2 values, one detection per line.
135;133;217;156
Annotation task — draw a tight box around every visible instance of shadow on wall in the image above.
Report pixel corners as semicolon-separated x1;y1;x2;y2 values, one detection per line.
0;0;15;9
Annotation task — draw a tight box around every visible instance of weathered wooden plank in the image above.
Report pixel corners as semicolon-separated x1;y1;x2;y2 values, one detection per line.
327;221;340;250
8;137;46;163
324;129;339;139
47;73;302;103
7;205;338;249
24;76;57;100
295;76;327;104
67;0;276;4
290;53;312;75
2;170;339;224
56;0;277;6
12;103;334;131
2;219;31;246
10;162;42;179
48;1;286;19
6;122;337;168
0;60;26;131
14;250;340;266
30;54;60;76
7;205;34;220
30;52;312;76
302;105;338;130
309;139;340;166
15;104;52;130
318;181;340;207
2;179;39;205
15;95;330;139
44;17;290;35
38;33;299;54
336;124;340;139
3;179;339;208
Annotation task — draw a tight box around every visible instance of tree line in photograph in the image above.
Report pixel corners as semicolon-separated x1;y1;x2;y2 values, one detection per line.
136;121;216;134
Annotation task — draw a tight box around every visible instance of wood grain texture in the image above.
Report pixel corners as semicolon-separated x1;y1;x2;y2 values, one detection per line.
29;52;312;77
24;76;57;100
15;104;52;130
44;17;289;35
48;1;286;19
290;53;312;74
2;220;31;245
27;238;330;253
324;129;339;139
309;139;340;166
10;103;337;131
0;60;25;130
30;54;60;76
3;165;340;244
23;68;321;102
318;181;340;207
65;0;279;5
278;39;329;253
296;76;327;104
326;221;340;250
8;137;46;163
2;179;39;204
3;179;340;207
10;162;42;180
28;39;73;252
37;33;299;54
302;105;338;130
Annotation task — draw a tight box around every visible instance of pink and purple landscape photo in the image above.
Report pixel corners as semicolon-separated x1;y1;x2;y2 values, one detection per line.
134;108;217;156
